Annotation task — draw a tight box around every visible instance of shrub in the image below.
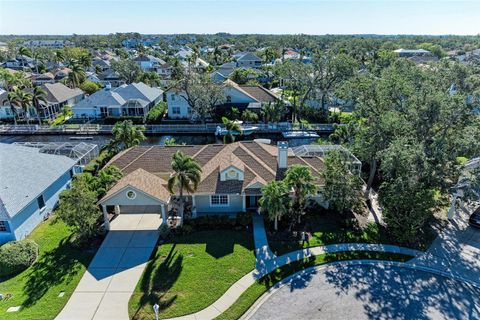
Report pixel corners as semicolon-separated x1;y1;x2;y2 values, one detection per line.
0;240;39;277
146;101;167;124
185;212;252;231
80;81;101;95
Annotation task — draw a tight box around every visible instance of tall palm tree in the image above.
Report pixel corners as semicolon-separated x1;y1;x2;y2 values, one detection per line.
222;116;242;144
285;165;317;224
79;54;92;71
109;120;146;151
167;151;202;220
54;50;65;65
259;181;290;230
0;70;30;125
18;46;32;69
31;86;48;125
67;61;86;88
8;88;33;125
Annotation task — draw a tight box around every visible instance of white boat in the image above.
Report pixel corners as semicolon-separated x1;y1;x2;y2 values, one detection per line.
281;130;319;139
69;136;94;140
215;123;258;136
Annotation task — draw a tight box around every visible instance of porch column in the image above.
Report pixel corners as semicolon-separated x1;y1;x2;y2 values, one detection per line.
102;204;110;231
242;195;246;212
114;205;120;215
192;195;197;218
161;204;167;222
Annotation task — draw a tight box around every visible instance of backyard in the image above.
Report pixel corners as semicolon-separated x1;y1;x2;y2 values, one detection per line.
128;229;256;320
0;218;96;320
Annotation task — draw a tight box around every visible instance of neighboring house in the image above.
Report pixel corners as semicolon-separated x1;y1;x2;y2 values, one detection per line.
0;143;77;244
0;42;8;52
133;55;166;71
166;79;281;119
100;141;329;220
31;72;55;85
98;71;125;88
22;40;72;48
92;58;111;73
72;82;163;120
394;48;431;57
0;82;84;120
1;55;35;70
236;52;263;69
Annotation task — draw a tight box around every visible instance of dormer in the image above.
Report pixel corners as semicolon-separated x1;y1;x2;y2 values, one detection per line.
220;165;244;181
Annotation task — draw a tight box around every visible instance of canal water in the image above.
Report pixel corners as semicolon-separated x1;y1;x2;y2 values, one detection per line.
0;133;329;148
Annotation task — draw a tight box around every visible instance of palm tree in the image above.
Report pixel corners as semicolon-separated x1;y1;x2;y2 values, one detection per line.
284;165;317;224
167;151;202;220
96;166;123;197
18;46;32;69
259;181;290;231
8;88;33;125
54;50;65;65
222;116;242;144
0;70;30;125
109;120;146;151
31;86;48;125
79;54;92;71
67;61;86;88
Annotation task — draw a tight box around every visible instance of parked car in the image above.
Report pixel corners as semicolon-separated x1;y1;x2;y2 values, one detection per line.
468;207;480;229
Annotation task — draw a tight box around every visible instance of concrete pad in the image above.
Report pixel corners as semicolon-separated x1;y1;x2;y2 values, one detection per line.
118;247;154;269
108;267;146;293
129;230;160;248
92;292;130;320
137;214;163;230
76;268;115;291
89;247;126;268
56;292;104;320
101;231;135;247
110;215;142;231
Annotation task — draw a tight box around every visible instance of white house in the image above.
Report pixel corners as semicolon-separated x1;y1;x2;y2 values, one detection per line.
72;82;163;120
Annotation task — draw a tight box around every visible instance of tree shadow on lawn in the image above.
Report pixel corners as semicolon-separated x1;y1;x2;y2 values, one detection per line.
131;244;183;320
21;236;93;308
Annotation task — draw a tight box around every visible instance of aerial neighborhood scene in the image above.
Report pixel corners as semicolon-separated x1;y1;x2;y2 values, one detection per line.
0;0;480;319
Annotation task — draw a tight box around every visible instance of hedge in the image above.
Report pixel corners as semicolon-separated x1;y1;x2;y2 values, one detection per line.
0;239;39;277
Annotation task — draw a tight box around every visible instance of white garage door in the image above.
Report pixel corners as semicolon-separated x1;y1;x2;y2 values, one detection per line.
119;205;161;214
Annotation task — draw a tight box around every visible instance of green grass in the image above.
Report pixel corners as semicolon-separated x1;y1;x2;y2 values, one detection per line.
0;218;95;320
215;251;413;320
269;215;390;256
128;230;256;320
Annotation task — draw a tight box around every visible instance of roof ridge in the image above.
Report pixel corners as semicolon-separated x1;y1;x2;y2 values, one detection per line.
239;143;276;176
191;144;208;160
120;146;155;173
297;156;322;174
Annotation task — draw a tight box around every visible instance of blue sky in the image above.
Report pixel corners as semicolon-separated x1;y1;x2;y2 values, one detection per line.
0;0;479;35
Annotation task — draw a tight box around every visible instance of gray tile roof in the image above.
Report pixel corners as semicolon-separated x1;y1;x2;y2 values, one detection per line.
74;90;126;109
114;82;163;102
0;143;76;218
42;83;83;104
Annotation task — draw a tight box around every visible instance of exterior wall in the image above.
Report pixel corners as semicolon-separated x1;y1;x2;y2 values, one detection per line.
101;186;166;207
223;87;256;104
195;194;243;214
166;91;191;119
237;60;262;69
3;169;73;244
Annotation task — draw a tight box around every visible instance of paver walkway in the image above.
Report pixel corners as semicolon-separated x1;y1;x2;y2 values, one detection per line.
56;214;162;320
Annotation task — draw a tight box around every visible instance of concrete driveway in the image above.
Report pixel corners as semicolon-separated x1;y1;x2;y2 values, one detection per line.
247;263;480;320
56;214;162;320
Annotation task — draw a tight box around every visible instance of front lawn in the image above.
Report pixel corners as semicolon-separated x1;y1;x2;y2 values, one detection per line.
129;230;255;320
0;218;96;320
267;213;391;256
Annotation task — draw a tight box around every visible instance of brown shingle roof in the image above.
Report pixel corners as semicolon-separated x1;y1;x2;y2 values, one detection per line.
99;168;170;204
107;142;326;195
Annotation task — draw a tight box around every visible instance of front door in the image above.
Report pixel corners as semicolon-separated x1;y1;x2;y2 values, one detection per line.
247;196;260;209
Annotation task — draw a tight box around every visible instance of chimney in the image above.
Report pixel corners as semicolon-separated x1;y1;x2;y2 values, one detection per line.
277;141;288;169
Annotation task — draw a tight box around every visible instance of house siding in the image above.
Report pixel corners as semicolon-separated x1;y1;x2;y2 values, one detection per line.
4;169;73;244
195;194;243;214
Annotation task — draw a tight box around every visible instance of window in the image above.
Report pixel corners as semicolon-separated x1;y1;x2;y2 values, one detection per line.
172;107;181;115
37;195;46;210
126;190;137;199
69;169;74;179
211;195;229;206
171;94;176;101
0;221;7;232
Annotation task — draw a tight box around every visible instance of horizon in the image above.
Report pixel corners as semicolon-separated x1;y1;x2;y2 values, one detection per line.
1;0;479;36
